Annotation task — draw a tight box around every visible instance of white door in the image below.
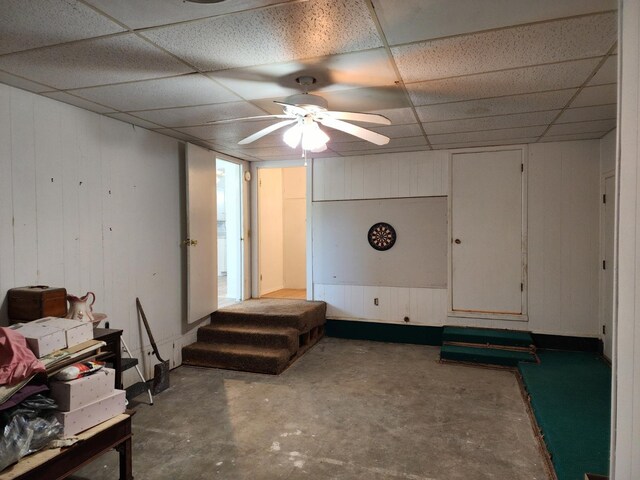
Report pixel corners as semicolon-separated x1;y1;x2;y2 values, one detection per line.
451;149;524;316
602;174;615;359
257;168;284;296
186;143;217;323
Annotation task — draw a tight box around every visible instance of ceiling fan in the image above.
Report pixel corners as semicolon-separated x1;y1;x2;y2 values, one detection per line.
209;76;392;153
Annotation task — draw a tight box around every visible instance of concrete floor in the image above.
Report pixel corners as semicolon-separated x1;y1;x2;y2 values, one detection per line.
70;338;548;480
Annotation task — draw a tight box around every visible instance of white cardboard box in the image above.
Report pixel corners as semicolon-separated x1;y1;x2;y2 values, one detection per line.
9;322;66;358
54;389;126;437
35;317;93;348
49;368;116;412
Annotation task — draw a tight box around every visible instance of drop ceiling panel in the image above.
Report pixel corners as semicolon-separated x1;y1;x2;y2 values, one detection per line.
407;59;599;106
393;13;616;83
588;55;617;85
338;145;430;156
132;102;267;128
330;136;427;152
416;90;576;122
423;111;559;135
84;0;293;29
152;128;202;142
571;84;617;107
369;124;423;138
367;108;417;125
0;71;53;93
429;126;546;145
546;119;616;136
0;34;193;90
42;91;116;114
177;119;280;141
539;132;607;142
105;113;164;129
372;0;616;45
141;0;382;72
0;0;125;55
556;104;616;123
432;137;538;151
70;74;239;112
208;49;397;100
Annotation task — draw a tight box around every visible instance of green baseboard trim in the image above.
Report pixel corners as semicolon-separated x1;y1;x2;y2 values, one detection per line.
325;319;443;346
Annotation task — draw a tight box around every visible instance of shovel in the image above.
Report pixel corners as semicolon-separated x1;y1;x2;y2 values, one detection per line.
136;297;170;395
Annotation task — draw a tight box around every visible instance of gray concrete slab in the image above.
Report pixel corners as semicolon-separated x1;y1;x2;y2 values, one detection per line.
70;338;548;480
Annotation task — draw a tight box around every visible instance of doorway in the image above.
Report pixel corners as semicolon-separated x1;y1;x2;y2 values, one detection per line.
216;158;243;307
257;166;306;300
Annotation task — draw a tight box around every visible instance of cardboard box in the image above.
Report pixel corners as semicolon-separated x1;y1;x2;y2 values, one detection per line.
49;368;116;412
9;322;66;358
54;389;126;437
35;317;93;348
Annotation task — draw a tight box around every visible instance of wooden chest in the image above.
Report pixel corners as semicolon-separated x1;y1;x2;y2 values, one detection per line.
8;286;67;322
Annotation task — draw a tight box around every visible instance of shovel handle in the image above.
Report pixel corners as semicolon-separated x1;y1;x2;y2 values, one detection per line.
136;297;165;363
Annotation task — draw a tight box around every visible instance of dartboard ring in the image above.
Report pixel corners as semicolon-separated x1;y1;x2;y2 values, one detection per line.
368;222;396;251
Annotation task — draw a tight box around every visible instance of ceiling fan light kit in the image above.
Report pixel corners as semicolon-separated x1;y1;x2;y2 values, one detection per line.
208;76;392;153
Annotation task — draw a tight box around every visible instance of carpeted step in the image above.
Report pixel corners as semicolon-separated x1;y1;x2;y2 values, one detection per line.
440;344;537;367
198;324;298;351
182;342;291;375
443;326;533;348
211;299;326;331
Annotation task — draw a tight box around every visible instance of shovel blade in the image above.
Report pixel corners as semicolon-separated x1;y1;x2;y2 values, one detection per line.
152;361;170;395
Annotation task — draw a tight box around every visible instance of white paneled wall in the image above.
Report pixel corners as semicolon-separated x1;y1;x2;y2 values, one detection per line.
313;150;448;201
0;84;198;375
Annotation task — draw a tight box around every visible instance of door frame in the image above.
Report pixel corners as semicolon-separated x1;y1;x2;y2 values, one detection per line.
600;169;616;360
447;145;529;322
250;159;311;300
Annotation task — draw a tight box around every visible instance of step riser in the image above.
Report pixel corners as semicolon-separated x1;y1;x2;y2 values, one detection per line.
443;341;534;353
182;348;287;375
440;351;527;367
198;329;297;350
442;333;532;348
211;313;300;329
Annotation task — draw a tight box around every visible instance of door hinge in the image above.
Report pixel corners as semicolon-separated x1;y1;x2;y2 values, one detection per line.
521;164;524;173
520;283;523;292
602;325;606;335
603;194;606;204
260;274;262;281
603;260;606;270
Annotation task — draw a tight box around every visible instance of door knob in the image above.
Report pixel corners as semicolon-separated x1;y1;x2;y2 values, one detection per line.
454;238;461;244
190;239;198;246
182;238;198;246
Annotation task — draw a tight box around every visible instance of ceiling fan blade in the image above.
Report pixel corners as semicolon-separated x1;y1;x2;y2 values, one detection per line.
321;111;391;125
207;114;292;125
319;117;390;146
238;119;297;145
274;101;310;116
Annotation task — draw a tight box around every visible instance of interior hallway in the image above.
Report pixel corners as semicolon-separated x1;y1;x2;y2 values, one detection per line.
70;338;547;480
261;289;306;300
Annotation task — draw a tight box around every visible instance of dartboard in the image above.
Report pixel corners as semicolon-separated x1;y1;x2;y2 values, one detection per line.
368;222;396;251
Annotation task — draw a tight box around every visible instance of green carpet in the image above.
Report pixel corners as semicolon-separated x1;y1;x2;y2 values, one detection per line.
440;344;536;366
442;326;533;347
518;350;611;480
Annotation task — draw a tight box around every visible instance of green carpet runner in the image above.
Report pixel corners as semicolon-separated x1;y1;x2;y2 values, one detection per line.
519;351;611;480
440;326;537;367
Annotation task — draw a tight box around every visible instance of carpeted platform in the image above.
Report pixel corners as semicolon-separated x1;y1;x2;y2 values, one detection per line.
518;350;611;480
182;299;326;375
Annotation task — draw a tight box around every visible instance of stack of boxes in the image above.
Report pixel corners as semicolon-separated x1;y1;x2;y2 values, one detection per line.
9;317;126;437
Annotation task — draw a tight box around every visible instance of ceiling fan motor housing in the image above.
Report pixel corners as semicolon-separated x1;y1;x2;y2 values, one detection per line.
284;93;328;112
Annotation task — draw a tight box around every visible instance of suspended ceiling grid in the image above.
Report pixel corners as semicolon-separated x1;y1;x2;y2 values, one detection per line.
0;0;618;161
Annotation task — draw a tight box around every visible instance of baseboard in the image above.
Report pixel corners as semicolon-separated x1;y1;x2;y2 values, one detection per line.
531;333;603;354
325;319;442;346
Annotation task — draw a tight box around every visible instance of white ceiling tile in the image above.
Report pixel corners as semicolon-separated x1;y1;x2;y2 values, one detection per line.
393;13;616;83
234;146;302;158
571;84;617;107
208;48;397;100
0;0;125;55
152;128;202;142
556;104;616;123
539;132;608;142
416;90;576;122
373;0;616;45
132;102;267;128
423;111;558;135
546;119;616;135
339;146;431;156
330;136;427;152
432;138;538;151
369;124;423;138
105;113;164;129
0;71;53;93
71;74;239;112
429;126;546;144
366;108;417;125
142;0;382;72
407;59;598;106
0;34;193;90
588;55;617;85
177;119;281;141
84;0;293;29
41;91;116;114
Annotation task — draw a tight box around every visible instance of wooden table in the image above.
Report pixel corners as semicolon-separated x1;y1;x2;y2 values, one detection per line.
0;413;133;480
93;328;124;389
